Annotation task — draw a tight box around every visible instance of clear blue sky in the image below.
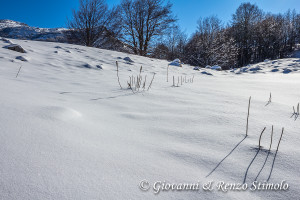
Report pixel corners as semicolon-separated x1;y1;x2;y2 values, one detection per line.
0;0;299;36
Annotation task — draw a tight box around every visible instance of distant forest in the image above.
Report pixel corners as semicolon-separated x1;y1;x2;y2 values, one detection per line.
67;0;300;69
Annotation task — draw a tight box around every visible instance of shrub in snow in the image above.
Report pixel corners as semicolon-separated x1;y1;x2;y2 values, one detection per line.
291;103;300;119
171;75;194;87
4;44;26;53
124;57;134;63
115;61;155;93
169;59;182;67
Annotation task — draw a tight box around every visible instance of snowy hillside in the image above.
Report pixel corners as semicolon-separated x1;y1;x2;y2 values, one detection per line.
0;19;128;51
0;19;28;29
0;38;300;200
0;20;67;42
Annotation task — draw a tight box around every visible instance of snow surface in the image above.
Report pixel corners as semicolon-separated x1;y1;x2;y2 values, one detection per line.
0;38;300;200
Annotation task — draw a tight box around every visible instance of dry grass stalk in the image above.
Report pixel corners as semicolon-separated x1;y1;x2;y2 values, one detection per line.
173;76;175;87
143;75;147;90
16;64;22;78
293;106;296;113
258;127;266;149
167;65;169;82
147;73;156;91
246;96;251;136
276;128;284;152
116;61;122;89
269;125;274;151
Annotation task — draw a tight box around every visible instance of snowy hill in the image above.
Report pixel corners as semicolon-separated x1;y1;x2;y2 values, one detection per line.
0;38;300;200
0;19;129;51
0;19;68;42
0;19;28;29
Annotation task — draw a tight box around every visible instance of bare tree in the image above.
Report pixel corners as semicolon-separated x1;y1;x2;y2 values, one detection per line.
165;25;187;60
232;3;263;66
67;0;116;47
118;0;176;56
151;25;187;60
184;16;223;67
151;43;169;59
211;28;239;69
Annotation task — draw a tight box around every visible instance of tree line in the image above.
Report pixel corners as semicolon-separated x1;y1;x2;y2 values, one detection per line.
67;0;300;69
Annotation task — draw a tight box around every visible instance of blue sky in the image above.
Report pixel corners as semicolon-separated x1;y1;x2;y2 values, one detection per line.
0;0;299;36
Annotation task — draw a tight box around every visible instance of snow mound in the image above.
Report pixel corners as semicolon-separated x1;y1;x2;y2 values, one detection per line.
79;63;102;70
249;66;262;72
201;71;212;75
211;65;222;71
169;58;182;67
4;44;26;53
283;68;292;74
37;106;81;121
1;37;12;44
15;55;29;61
271;68;279;72
230;59;300;75
123;56;134;63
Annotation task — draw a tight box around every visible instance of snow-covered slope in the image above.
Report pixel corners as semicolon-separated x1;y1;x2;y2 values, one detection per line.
0;38;300;200
0;19;28;29
0;19;67;42
0;19;129;52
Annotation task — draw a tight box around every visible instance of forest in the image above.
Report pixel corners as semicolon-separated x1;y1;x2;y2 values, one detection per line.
67;0;300;69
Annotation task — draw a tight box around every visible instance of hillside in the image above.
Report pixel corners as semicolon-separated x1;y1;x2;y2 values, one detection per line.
0;19;68;42
0;20;127;52
0;38;300;200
